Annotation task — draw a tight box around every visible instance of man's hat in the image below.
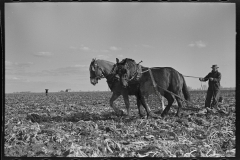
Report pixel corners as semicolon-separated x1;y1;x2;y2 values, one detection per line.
211;65;219;68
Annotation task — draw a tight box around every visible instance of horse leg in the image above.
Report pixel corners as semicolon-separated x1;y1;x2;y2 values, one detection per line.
110;92;123;116
136;95;145;118
155;94;165;114
175;90;185;117
140;94;158;119
161;92;174;117
161;97;165;111
175;96;183;117
122;93;130;117
154;88;165;113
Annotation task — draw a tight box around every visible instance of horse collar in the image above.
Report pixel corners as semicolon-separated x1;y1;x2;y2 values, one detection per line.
106;64;117;80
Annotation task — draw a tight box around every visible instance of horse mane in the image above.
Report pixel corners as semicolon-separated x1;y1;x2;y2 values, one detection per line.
119;58;149;72
118;58;142;81
119;58;136;65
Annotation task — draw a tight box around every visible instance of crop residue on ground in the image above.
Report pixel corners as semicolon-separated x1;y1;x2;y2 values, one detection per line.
4;90;235;157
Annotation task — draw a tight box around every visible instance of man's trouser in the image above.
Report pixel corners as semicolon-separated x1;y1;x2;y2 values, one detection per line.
205;88;220;108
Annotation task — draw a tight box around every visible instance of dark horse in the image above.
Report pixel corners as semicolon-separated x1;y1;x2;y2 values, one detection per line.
89;58;164;118
116;58;191;117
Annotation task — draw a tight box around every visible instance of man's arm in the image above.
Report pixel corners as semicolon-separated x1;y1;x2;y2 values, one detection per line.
202;73;211;81
212;72;221;82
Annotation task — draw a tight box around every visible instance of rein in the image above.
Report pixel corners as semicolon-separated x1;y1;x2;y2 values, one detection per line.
183;75;202;79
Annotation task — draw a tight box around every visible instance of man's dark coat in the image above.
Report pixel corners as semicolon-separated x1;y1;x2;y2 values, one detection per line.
202;71;221;108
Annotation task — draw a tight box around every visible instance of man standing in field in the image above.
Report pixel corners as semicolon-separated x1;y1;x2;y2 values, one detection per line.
199;65;221;112
45;89;48;96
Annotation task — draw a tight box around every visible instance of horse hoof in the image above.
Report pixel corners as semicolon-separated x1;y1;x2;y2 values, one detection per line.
155;110;162;115
161;113;165;118
116;110;124;116
148;114;159;119
175;114;180;117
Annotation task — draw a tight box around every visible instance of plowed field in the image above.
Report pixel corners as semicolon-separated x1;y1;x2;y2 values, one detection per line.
4;90;235;157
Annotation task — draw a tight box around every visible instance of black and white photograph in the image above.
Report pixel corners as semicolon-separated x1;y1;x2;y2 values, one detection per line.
4;2;236;157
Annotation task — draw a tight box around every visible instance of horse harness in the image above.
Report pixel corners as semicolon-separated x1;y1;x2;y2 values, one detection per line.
105;64;121;90
120;61;199;109
120;60;143;83
91;60;120;90
90;61;105;80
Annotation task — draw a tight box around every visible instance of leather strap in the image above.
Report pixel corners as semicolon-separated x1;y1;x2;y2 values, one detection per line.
148;68;157;88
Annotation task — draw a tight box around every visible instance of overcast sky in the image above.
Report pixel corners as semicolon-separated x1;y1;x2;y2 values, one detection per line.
5;3;235;93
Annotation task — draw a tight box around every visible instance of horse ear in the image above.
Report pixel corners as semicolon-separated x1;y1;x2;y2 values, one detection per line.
116;58;119;64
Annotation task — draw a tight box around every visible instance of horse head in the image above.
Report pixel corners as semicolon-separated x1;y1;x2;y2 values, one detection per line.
89;58;104;85
116;58;141;88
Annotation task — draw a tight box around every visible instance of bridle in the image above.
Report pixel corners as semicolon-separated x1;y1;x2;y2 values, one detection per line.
90;60;118;81
90;60;105;80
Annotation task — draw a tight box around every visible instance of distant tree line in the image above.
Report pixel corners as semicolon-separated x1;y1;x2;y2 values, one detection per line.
13;91;31;93
220;87;235;90
188;86;235;91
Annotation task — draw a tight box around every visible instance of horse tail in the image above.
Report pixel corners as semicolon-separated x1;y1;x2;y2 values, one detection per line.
181;74;191;101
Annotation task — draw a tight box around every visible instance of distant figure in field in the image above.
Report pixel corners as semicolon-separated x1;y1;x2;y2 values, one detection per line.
199;65;221;111
45;89;48;96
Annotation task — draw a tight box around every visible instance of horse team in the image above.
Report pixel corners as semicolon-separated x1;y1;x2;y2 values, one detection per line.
89;58;191;119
